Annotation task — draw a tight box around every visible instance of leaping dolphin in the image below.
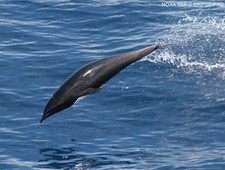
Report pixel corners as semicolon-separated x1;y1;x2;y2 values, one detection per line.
41;44;170;122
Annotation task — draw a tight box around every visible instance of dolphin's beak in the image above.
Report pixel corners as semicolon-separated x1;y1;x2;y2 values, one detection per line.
40;113;47;123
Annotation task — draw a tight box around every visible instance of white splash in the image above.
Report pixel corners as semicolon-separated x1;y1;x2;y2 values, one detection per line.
145;13;225;78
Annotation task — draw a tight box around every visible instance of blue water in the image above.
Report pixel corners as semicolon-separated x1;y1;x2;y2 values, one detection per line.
0;0;224;169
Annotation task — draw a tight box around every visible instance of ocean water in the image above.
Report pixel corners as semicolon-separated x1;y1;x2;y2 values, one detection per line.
0;0;224;169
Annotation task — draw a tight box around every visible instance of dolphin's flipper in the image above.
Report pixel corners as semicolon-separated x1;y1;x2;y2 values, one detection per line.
82;87;102;96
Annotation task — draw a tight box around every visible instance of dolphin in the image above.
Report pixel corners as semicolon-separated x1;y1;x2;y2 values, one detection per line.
41;44;170;122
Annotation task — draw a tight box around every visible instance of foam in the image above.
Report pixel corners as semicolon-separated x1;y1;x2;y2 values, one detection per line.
145;13;225;79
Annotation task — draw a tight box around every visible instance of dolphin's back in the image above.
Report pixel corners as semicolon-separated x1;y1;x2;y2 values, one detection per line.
73;45;161;88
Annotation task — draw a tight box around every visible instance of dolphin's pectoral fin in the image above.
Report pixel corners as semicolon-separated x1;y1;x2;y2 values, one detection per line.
75;87;102;104
82;87;102;96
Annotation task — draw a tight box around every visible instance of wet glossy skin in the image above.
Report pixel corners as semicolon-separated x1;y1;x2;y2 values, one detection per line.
41;44;170;122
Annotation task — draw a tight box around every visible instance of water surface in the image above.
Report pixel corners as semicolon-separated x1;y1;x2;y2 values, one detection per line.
0;0;224;169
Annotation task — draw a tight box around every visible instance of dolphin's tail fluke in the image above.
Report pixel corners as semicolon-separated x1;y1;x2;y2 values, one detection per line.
158;44;172;48
132;43;172;63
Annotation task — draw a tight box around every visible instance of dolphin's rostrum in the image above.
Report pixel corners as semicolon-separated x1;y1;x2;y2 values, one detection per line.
41;44;170;122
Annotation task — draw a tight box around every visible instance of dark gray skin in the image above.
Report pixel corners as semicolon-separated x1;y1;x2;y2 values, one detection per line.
41;44;170;122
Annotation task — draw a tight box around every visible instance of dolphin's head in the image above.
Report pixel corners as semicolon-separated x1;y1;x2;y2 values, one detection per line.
41;94;77;123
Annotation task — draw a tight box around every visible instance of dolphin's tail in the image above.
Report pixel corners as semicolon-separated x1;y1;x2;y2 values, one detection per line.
156;43;172;49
